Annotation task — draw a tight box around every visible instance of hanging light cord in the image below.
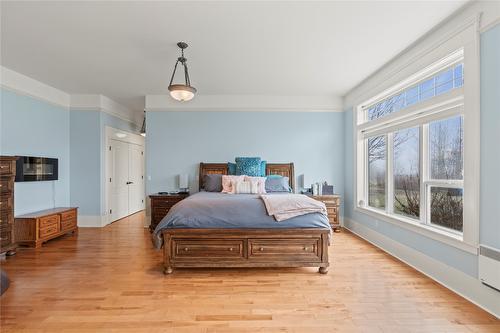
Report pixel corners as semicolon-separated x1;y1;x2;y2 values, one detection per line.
169;47;191;87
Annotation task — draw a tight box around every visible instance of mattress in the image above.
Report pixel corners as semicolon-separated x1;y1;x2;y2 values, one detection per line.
152;191;331;248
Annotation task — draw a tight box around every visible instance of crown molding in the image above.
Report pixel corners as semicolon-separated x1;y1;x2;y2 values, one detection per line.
145;94;343;113
70;94;140;127
0;66;70;108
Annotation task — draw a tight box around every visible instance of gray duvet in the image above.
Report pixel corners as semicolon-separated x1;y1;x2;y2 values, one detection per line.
152;192;331;248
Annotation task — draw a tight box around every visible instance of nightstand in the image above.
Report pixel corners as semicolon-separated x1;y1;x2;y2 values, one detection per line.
149;193;189;232
310;195;341;232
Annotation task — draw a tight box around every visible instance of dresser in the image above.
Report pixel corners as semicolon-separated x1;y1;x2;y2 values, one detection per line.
149;193;189;232
311;195;341;232
15;207;78;248
0;157;17;256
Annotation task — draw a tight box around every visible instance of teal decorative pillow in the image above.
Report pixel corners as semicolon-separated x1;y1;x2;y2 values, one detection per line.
235;157;261;176
260;160;267;177
228;162;237;175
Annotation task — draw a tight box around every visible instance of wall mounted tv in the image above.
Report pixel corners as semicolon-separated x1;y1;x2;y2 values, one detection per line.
15;156;58;182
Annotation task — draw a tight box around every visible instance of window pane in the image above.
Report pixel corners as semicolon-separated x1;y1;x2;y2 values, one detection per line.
393;127;420;218
419;78;435;101
393;93;405;112
406;86;419;106
368;100;393;121
430;187;463;232
368;136;386;209
435;69;453;95
362;62;464;124
454;63;463;88
429;116;463;180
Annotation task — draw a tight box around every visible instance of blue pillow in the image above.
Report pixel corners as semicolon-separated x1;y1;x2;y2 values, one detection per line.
235;157;261;176
265;176;291;192
228;162;236;175
260;160;267;177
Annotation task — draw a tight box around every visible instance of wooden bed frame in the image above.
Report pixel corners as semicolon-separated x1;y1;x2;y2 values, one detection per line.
162;162;330;274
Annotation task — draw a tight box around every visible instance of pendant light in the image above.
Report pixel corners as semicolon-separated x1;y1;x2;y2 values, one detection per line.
140;110;146;137
168;42;196;102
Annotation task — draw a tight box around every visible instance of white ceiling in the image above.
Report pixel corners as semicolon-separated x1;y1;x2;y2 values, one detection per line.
1;1;468;114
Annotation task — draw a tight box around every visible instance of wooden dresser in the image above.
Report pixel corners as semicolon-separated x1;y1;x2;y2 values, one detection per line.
149;193;189;232
311;195;341;232
15;207;78;248
0;156;17;256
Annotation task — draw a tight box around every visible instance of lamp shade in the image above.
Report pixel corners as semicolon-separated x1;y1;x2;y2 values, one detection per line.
168;85;196;102
179;174;189;189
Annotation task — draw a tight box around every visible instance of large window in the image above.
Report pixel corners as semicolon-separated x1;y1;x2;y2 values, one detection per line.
355;46;479;250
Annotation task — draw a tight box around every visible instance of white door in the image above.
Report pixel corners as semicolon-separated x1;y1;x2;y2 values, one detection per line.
128;144;145;214
109;139;130;222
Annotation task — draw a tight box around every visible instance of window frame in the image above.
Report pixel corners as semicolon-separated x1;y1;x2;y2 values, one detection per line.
354;40;480;254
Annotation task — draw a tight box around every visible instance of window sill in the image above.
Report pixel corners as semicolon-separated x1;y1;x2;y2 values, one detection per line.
354;206;478;255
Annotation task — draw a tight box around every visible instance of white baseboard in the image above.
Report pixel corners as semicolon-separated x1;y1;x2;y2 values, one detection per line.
78;215;106;228
344;218;500;318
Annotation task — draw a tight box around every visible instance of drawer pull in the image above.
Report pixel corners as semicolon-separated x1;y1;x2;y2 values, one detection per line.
303;247;308;251
229;247;234;251
259;247;264;252
0;166;6;169
184;247;189;251
0;237;5;241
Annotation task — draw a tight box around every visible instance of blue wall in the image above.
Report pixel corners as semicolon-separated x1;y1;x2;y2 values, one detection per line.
0;89;70;215
342;25;500;278
70;110;101;215
146;111;345;202
70;109;139;217
480;25;500;249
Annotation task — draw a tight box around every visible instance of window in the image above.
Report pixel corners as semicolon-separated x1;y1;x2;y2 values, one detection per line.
355;46;479;250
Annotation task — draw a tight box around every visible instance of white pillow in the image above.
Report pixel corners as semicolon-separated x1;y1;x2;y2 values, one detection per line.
232;179;260;194
244;176;267;194
221;175;245;193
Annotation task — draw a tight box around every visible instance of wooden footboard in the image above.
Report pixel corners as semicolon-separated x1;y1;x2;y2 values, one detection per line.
162;228;330;274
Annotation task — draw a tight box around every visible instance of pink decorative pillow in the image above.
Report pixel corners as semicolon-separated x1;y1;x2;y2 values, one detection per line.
244;176;267;194
221;175;245;193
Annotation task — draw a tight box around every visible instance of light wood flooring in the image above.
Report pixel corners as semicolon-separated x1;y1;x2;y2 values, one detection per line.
1;211;498;333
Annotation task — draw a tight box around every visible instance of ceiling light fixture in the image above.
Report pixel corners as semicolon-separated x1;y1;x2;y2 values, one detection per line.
168;42;196;102
140;110;146;137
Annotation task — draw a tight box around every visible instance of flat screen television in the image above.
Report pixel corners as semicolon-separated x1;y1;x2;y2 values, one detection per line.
15;156;58;182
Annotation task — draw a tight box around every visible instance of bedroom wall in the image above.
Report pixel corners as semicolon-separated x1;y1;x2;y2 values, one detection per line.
145;111;345;200
70;109;140;226
0;88;71;215
479;24;500;250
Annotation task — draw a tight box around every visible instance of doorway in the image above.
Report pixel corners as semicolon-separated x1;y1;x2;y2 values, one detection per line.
106;127;145;224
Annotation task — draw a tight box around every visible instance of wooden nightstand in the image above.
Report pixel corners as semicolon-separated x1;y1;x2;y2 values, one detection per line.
311;195;341;232
149;193;189;232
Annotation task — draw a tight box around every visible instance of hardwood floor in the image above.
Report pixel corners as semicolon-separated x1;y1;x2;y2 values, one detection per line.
1;212;498;333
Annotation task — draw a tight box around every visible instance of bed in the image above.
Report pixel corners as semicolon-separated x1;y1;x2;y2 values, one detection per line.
153;163;331;274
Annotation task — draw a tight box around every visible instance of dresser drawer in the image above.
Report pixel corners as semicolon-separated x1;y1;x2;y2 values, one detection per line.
0;178;14;194
39;224;59;239
0;160;14;176
172;239;244;258
0;210;13;225
326;207;337;216
0;227;12;248
0;195;13;213
248;239;321;262
60;209;76;221
39;214;60;228
153;199;181;208
61;219;77;231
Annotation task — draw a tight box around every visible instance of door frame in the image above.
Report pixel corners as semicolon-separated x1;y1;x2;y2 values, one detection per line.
104;126;145;226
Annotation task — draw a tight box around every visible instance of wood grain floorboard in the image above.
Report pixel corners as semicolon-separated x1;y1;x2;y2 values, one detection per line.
0;211;498;332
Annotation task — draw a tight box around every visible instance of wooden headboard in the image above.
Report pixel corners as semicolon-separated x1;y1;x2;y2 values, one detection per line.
199;162;295;191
